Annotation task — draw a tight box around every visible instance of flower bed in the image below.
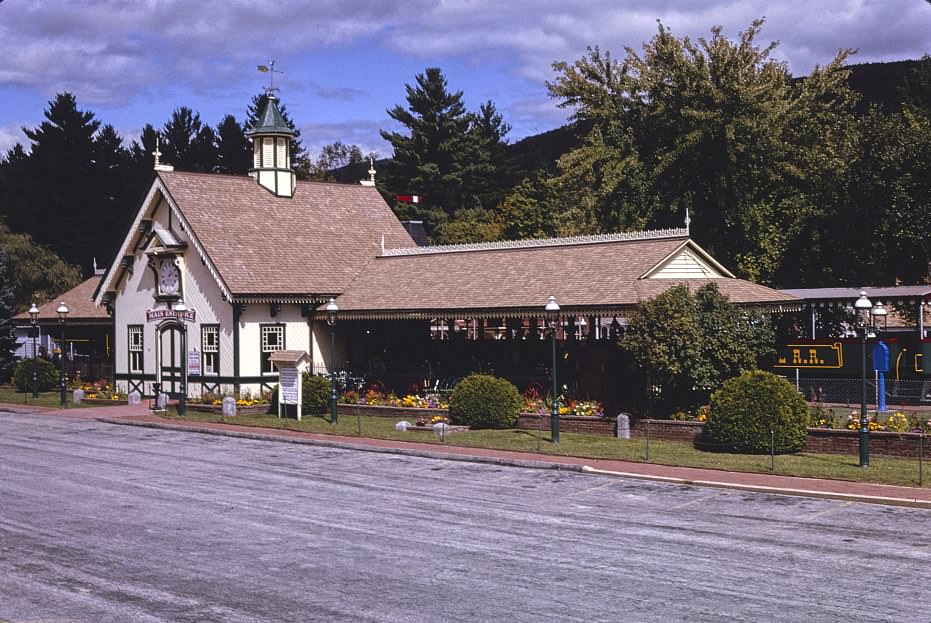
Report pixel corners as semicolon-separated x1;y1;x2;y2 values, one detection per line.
186;402;271;416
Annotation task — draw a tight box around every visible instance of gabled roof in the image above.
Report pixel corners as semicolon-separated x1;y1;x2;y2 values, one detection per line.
96;170;415;304
16;276;109;323
335;231;796;319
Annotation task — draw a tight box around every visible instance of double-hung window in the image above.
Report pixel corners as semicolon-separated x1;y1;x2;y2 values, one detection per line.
260;324;284;374
202;325;220;375
128;325;143;373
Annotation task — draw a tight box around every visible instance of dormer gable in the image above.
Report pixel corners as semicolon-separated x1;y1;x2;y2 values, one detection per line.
640;240;735;279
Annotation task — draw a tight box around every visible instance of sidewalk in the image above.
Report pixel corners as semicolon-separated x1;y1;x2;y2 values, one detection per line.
9;402;931;509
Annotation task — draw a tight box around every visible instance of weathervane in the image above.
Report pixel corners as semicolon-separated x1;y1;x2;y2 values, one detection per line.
257;60;283;97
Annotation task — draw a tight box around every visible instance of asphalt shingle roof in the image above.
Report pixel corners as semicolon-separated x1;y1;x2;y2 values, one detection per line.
335;236;795;316
157;171;415;296
15;276;108;322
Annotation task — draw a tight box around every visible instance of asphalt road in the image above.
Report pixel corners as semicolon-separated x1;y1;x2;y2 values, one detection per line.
1;411;930;623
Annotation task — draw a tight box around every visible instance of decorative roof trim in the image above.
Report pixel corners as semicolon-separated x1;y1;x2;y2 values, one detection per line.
231;295;331;305
381;228;690;257
335;297;800;321
159;183;233;302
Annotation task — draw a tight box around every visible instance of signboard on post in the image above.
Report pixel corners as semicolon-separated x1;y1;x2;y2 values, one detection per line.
187;349;201;376
269;350;311;420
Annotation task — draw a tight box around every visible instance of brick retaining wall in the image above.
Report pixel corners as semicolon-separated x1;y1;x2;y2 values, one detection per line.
336;404;926;458
516;413;616;436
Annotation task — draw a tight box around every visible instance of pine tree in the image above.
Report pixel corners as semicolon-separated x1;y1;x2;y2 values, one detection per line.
161;107;218;173
215;115;251;174
380;68;511;237
380;68;472;218
0;93;133;272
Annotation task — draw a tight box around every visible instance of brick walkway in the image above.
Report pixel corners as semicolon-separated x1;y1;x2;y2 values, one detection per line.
6;402;931;508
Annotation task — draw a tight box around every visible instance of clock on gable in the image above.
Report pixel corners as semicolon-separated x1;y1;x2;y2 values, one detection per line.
156;258;182;299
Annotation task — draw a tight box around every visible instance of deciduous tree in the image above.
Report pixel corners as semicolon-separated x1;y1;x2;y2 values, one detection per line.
620;283;773;413
547;20;858;285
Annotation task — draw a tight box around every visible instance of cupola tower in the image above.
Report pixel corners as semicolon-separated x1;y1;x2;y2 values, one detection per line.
246;94;296;197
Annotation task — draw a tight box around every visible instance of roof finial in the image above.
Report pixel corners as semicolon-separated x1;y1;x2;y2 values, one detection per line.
684;205;691;236
360;157;377;187
257;60;283;98
153;134;174;172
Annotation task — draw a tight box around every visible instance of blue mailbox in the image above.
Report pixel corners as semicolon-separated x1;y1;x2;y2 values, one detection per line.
872;340;889;412
872;341;889;373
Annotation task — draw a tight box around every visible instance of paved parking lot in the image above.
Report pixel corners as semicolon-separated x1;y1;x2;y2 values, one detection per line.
2;410;930;622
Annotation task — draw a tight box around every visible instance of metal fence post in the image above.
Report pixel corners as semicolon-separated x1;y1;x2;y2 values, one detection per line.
645;419;651;461
770;428;775;472
920;433;924;487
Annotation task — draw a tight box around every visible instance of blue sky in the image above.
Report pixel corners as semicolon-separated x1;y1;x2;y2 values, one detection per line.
1;0;929;159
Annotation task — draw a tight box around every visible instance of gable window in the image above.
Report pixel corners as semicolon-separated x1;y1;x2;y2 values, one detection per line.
202;325;220;375
128;325;144;373
260;324;284;374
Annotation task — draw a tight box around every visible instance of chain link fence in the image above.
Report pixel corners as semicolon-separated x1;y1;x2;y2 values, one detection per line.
777;375;931;408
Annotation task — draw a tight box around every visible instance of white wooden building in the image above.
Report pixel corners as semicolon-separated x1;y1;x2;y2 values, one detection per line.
93;95;414;399
94;93;795;402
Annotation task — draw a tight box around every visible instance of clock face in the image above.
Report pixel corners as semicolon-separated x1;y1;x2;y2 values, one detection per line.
159;261;180;295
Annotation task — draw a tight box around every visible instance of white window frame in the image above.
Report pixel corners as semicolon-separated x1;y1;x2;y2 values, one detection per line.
260;324;284;374
128;325;144;374
202;325;220;376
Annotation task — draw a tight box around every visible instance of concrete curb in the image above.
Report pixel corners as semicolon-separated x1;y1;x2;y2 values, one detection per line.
96;416;931;509
580;465;931;509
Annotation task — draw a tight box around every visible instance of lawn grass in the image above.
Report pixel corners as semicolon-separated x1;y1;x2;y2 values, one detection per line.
0;385;83;409
169;408;930;489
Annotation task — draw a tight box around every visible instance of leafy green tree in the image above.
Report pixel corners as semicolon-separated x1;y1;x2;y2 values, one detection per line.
620;283;773;414
215;114;251;174
432;208;503;245
0;221;81;313
0;244;18;381
902;54;931;118
498;173;558;240
546;20;858;285
308;141;368;182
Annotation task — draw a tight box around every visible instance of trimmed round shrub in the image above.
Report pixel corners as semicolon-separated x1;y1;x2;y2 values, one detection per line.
302;373;331;415
267;373;332;416
704;370;808;453
13;358;59;392
448;373;522;429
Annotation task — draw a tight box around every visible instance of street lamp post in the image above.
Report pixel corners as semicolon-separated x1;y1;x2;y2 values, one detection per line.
175;300;188;416
56;302;69;407
545;295;560;444
854;291;872;467
326;298;339;425
29;302;39;399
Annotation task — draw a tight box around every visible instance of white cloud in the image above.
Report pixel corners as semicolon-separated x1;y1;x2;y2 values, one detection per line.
0;0;928;151
0;124;28;155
